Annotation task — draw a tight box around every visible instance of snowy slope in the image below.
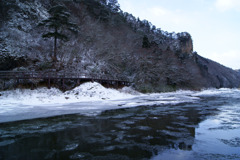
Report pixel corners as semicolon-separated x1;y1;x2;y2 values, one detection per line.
0;82;201;122
2;82;238;123
0;82;140;106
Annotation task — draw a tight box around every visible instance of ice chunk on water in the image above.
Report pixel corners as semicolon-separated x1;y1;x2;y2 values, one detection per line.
64;143;79;151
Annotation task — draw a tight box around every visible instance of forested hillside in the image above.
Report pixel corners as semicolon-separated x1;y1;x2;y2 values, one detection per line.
0;0;239;92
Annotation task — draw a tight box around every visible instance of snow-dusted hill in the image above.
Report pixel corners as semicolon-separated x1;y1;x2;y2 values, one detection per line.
1;0;240;92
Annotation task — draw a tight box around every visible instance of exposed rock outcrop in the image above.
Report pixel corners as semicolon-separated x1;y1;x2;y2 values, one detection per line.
237;70;240;75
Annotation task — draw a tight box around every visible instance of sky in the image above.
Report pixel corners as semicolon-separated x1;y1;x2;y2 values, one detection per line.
118;0;240;69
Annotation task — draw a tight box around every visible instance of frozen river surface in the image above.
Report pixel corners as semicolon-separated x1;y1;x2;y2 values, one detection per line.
0;84;240;160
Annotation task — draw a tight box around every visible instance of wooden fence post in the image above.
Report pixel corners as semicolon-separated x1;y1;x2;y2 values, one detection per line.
48;78;51;89
77;79;80;85
3;79;5;89
31;82;34;90
62;79;65;90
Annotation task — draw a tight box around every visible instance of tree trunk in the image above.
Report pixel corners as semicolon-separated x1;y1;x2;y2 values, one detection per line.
53;36;57;61
53;28;57;62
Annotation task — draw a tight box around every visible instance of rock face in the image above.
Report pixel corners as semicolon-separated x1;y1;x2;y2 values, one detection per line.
237;70;240;75
0;0;240;92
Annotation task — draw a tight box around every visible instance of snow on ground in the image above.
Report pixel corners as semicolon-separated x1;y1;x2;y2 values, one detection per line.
192;88;240;98
0;82;146;122
0;82;140;106
2;82;237;123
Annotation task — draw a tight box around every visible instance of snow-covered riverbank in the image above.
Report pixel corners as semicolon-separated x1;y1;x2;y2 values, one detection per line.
0;82;140;106
0;82;239;123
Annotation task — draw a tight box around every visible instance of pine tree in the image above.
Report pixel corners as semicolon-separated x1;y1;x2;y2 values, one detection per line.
142;35;150;48
39;5;78;62
107;0;120;12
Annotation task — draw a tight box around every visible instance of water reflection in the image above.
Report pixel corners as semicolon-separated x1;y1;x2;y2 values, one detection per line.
0;96;224;160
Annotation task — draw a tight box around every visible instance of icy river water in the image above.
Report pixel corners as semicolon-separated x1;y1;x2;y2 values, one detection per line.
0;88;240;160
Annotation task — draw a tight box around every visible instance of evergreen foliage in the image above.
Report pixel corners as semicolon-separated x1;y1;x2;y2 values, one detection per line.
142;35;150;48
39;5;78;61
107;0;120;12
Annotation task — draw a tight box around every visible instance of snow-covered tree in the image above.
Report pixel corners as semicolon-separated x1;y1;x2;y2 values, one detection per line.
39;5;78;62
107;0;120;12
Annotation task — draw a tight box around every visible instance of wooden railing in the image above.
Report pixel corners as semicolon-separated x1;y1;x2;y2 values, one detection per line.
0;71;131;85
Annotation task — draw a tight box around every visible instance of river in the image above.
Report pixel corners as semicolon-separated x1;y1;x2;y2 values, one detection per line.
0;88;240;160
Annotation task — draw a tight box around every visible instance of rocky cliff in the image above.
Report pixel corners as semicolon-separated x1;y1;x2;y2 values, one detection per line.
237;70;240;75
1;0;240;92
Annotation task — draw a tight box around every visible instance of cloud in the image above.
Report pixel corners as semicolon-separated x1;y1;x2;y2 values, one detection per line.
215;0;240;11
150;7;168;16
147;7;192;29
119;0;197;32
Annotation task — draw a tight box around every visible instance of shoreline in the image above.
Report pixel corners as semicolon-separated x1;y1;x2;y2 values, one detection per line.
0;82;239;123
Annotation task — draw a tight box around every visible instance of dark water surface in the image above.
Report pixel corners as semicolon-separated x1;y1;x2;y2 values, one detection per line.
0;90;240;160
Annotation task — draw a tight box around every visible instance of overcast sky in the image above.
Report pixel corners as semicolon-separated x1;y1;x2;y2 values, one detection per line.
118;0;240;69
